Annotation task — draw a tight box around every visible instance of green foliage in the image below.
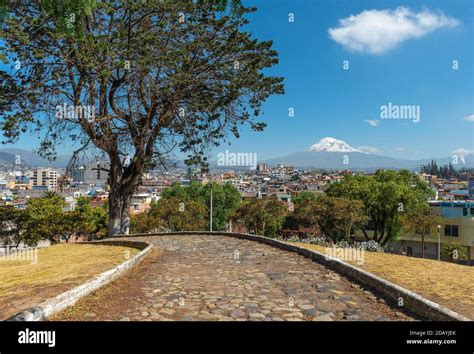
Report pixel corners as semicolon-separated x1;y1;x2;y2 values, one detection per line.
214;0;245;15
131;212;161;234
292;195;366;241
441;244;468;262
401;204;442;258
73;196;108;239
40;0;98;37
0;206;26;248
202;182;241;231
420;160;473;179
89;205;108;238
326;170;433;246
291;199;320;233
292;191;318;205
76;195;91;214
316;196;367;241
22;194;65;244
232;198;287;237
60;210;89;242
134;181;241;233
0;0;6;22
151;197;208;232
0;0;283;236
160;182;241;231
0;194;106;245
160;183;199;201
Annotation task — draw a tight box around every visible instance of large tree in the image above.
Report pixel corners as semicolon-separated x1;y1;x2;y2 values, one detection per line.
22;193;66;244
150;196;208;232
292;195;366;242
326;170;433;246
0;206;25;250
0;0;284;236
161;181;241;230
232;198;287;237
401;204;442;258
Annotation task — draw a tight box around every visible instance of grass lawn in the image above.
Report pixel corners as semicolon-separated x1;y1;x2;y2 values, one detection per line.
0;244;139;320
292;242;474;320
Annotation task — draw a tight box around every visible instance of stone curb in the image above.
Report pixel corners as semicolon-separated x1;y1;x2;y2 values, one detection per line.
6;240;153;321
113;231;471;321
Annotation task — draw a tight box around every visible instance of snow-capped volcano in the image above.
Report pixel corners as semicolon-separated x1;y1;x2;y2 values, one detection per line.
258;137;474;170
309;137;367;154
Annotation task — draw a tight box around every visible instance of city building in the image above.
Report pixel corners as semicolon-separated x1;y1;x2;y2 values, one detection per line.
72;161;109;187
383;201;474;264
28;168;58;191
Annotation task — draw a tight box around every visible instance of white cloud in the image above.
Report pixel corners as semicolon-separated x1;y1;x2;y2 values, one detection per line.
392;147;406;152
464;114;474;122
357;145;383;155
452;148;473;156
328;7;459;54
364;119;380;127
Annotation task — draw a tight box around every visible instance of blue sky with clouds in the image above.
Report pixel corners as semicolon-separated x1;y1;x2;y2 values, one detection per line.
2;0;473;161
223;0;474;161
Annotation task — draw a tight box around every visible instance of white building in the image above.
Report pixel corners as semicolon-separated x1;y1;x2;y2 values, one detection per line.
29;168;58;191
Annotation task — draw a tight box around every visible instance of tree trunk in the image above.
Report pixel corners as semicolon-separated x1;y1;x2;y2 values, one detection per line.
373;228;379;242
362;229;370;241
120;195;131;235
421;234;425;258
108;191;123;237
381;230;391;247
106;151;144;237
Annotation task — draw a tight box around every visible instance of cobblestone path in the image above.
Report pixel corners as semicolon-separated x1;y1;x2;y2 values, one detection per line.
54;235;414;321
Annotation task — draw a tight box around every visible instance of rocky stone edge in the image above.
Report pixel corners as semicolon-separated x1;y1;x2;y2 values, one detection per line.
114;231;471;321
6;240;153;321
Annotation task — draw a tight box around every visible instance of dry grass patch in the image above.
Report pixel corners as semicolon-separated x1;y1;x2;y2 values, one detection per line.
292;242;474;319
0;244;139;319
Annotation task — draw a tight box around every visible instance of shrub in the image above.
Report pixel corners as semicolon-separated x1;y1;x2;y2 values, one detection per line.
441;244;467;262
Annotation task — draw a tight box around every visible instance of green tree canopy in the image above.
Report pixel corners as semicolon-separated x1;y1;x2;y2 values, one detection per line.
0;0;283;237
23;194;66;244
232;198;287;237
150;196;207;232
160;181;241;230
292;191;318;205
0;206;26;248
401;204;442;258
326;170;433;246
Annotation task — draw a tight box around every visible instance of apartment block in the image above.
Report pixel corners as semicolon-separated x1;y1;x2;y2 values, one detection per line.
28;168;58;191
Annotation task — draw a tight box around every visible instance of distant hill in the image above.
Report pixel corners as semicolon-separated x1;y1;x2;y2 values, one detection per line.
262;137;474;171
0;148;71;168
2;139;472;172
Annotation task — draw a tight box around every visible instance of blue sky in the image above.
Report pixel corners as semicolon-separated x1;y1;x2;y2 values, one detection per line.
2;0;473;161
225;0;474;160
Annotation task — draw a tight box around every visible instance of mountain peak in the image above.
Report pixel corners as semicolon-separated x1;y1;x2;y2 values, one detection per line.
309;137;367;154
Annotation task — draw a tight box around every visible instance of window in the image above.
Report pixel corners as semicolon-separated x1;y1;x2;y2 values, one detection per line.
444;225;459;237
470;208;474;216
463;208;468;216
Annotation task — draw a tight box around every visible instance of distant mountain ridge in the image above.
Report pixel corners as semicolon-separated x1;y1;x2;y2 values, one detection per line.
0;148;71;168
262;137;474;171
1;139;473;172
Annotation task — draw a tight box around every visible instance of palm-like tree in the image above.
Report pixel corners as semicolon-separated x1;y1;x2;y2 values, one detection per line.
41;190;60;199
